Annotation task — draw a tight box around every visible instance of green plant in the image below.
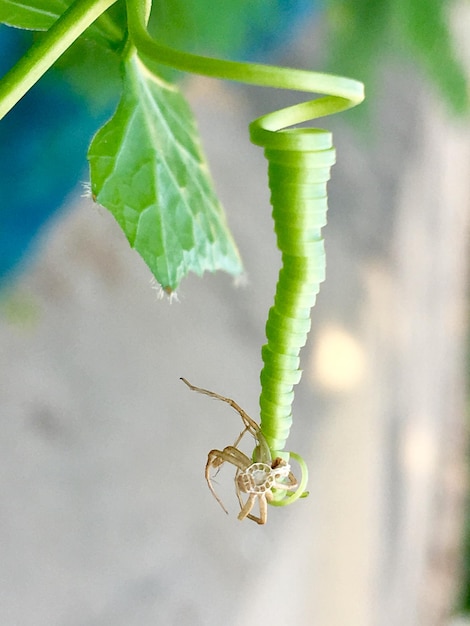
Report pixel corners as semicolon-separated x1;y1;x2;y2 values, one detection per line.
0;0;364;521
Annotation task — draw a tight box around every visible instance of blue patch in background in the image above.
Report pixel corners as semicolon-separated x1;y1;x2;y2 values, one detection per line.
0;27;110;284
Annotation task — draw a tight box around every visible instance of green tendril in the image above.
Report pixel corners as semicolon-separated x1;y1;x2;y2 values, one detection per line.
126;0;364;462
125;0;364;117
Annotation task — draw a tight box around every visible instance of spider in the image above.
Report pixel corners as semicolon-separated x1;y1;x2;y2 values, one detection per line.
181;377;299;525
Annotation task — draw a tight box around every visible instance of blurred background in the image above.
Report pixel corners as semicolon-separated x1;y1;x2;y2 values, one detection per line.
1;1;470;624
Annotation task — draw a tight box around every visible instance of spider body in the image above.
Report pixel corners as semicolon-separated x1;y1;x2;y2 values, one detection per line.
205;446;297;524
182;377;304;525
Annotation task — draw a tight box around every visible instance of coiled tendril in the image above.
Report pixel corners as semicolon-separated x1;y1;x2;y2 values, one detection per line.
126;0;364;475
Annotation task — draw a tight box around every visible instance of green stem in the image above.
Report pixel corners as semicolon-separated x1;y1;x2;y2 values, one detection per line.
125;0;364;124
0;0;118;120
94;11;125;46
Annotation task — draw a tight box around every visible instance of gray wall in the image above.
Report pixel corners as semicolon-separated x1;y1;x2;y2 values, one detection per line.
1;21;470;626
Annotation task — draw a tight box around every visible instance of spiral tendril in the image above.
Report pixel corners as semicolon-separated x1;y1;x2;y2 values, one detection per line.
126;0;364;458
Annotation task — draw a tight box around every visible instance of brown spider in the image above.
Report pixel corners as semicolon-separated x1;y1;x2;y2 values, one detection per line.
181;377;298;525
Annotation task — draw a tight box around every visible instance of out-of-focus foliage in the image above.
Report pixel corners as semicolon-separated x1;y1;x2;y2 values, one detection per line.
325;0;468;116
460;513;470;612
149;0;314;59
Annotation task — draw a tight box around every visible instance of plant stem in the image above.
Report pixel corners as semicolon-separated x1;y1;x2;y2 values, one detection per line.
125;0;364;109
94;11;124;46
0;0;118;120
125;0;363;151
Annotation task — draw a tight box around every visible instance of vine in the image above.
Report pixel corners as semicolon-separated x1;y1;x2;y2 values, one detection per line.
0;0;364;522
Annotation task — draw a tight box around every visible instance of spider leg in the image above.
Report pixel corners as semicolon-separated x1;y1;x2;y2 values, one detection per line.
237;494;267;525
181;378;259;437
205;450;230;514
237;493;258;522
285;471;298;490
205;447;252;515
272;470;298;492
231;425;251;449
234;467;245;511
271;458;298;491
255;495;268;525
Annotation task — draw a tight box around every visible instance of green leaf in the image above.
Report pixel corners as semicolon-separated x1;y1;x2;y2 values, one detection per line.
0;0;71;30
88;52;243;291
